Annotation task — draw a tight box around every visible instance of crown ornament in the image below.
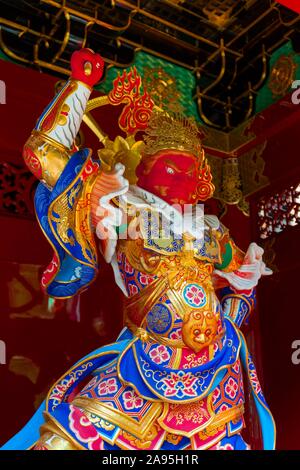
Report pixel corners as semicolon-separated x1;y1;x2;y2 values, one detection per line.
143;110;203;160
84;67;213;196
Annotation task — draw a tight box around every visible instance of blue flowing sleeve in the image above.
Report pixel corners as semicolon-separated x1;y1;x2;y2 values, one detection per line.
35;147;99;298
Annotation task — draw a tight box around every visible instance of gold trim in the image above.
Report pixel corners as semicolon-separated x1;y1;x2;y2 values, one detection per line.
31;129;71;154
172;348;182;369
76;79;93;93
38;79;78;135
157;397;215;437
210;404;244;433
116;0;241;54
41;411;86;450
115;426;166;450
46;347;123;408
166;287;187;319
51;9;70;65
74;171;99;266
0;27;30;64
191;428;226;450
48;148;98;269
126;317;186;349
41;0;133;33
34;159;99;299
36;431;78;450
146;333;186;349
221;293;252;319
124;275;169;328
72;397;163;440
116;337;161;404
85;96;110;112
92;357;118;376
36;201;97;299
185;405;244;448
132;330;241;403
116;327;242;404
226;416;244;437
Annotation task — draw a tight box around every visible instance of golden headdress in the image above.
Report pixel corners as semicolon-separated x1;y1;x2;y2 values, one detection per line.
143;110;202;158
83;67;214;199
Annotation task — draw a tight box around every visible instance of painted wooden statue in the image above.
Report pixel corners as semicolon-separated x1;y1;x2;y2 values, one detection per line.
2;49;275;451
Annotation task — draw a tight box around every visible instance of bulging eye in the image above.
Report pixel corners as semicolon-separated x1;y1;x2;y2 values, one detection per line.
166;166;175;174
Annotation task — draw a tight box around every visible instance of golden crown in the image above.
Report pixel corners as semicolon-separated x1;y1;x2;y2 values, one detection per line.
83;68;206;183
143;110;203;159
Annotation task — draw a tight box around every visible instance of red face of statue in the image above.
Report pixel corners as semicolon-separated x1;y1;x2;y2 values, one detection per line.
136;150;200;206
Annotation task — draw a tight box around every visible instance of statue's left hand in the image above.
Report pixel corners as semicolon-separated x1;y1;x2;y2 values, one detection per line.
245;242;273;277
214;242;272;290
71;48;105;87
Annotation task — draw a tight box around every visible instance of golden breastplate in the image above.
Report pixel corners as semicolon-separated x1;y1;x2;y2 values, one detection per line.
119;234;224;353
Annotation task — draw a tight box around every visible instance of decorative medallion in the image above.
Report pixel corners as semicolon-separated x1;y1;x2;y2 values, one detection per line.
268;55;297;97
182;284;207;308
143;67;183;113
147;303;173;335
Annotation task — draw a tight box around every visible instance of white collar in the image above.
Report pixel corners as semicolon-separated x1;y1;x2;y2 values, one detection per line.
118;185;219;238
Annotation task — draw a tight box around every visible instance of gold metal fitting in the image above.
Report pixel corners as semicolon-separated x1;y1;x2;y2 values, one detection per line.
84;61;92;76
135;327;149;342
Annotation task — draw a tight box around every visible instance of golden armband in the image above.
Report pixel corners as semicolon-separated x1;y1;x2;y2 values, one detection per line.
23;130;71;188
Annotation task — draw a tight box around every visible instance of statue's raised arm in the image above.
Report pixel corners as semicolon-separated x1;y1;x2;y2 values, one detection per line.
22;50;107;298
23;49;104;187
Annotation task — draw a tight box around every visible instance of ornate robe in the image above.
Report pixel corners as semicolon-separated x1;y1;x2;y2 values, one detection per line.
1;75;275;451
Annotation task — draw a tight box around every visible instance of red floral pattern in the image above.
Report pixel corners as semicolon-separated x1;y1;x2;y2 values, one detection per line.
183;284;206;308
224;377;239;399
97;378;118;396
162;371;198;398
149;345;171;364
69;405;104;450
122;390;144;410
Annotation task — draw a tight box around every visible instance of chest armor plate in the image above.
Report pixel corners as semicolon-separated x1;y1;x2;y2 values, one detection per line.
117;228;224;353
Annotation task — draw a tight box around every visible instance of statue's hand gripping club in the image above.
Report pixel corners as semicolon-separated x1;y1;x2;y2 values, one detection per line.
71;48;104;88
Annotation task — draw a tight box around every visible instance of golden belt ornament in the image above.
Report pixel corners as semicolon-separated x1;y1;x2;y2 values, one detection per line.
36;400;244;449
123;233;223;352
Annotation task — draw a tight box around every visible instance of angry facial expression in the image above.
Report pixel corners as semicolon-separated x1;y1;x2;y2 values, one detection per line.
136;150;200;206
